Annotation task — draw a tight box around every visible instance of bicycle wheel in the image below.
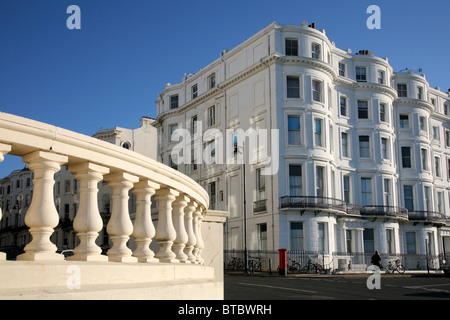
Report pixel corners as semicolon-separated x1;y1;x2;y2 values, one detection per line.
385;264;393;274
396;264;406;274
300;264;309;274
316;264;324;274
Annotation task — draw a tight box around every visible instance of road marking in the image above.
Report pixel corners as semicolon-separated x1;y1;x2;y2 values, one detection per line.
404;283;450;290
238;282;318;294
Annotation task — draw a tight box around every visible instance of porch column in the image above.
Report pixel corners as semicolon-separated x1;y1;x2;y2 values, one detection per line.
68;162;110;261
172;195;189;263
154;187;179;263
183;201;197;263
17;151;68;261
132;179;159;263
105;172;139;262
0;143;11;261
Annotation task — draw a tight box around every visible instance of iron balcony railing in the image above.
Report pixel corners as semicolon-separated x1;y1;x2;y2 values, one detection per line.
408;211;450;224
359;205;408;219
280;196;408;219
280;196;347;212
253;199;267;213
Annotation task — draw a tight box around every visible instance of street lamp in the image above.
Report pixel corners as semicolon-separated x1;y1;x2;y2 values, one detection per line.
237;143;248;274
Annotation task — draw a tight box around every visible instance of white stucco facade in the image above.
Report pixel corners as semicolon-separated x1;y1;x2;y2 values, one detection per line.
155;21;450;269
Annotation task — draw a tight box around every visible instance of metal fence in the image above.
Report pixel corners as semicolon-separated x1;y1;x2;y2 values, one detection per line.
224;250;449;274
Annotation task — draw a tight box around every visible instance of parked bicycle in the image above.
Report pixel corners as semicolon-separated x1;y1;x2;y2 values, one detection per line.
247;256;262;274
385;258;406;274
287;259;301;273
300;259;323;274
227;256;244;270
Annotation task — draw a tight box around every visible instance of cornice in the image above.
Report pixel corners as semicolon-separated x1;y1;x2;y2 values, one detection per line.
274;55;336;79
394;97;435;113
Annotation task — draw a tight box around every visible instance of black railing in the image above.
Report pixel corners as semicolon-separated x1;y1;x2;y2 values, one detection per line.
359;205;408;219
280;196;409;219
408;211;449;224
253;199;267;213
225;250;449;274
280;196;347;212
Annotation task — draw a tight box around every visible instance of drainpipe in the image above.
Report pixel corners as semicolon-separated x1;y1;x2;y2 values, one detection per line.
217;51;228;251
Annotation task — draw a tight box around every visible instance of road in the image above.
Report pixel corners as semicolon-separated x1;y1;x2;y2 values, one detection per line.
224;273;450;300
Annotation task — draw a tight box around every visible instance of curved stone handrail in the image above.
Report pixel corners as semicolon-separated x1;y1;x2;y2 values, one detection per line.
0;112;208;209
0;112;209;263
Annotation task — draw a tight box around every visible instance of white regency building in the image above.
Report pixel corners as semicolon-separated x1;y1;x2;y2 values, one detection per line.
155;21;450;270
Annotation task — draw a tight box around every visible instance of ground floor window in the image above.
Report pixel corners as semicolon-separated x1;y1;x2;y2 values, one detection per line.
346;229;353;253
363;228;375;253
386;228;395;254
318;222;328;253
406;232;416;254
258;224;267;251
290;222;304;250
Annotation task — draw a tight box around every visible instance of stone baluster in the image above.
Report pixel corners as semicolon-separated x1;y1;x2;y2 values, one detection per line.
0;143;11;261
172;195;189;263
183;201;197;263
68;162;109;261
17;151;68;261
193;207;205;264
154;187;179;263
132;179;160;263
105;172;139;262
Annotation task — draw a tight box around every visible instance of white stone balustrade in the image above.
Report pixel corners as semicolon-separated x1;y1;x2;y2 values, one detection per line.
0;112;228;300
18;151;68;261
132;180;159;262
0;112;211;265
193;207;205;264
172;195;190;263
68;162;109;261
184;201;198;263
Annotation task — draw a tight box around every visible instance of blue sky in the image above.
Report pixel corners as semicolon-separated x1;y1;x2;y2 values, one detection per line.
0;0;449;177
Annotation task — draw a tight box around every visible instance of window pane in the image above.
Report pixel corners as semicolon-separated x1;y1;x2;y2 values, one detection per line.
406;232;416;254
314;119;322;147
287;76;300;98
401;147;411;168
285;39;298;56
361;178;372;205
289;165;302;196
359;136;370;158
404;185;414;211
290;222;303;250
358;100;368;119
288;116;300;145
364;229;375;253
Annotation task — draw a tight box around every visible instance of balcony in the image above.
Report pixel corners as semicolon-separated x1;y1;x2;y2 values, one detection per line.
358;205;408;220
0;112;228;299
280;196;408;220
253;199;267;213
408;211;450;225
280;196;347;213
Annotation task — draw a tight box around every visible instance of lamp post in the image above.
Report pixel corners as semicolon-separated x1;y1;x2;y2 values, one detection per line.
238;143;248;274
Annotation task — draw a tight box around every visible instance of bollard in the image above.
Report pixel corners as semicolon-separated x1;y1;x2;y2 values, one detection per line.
278;249;287;276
